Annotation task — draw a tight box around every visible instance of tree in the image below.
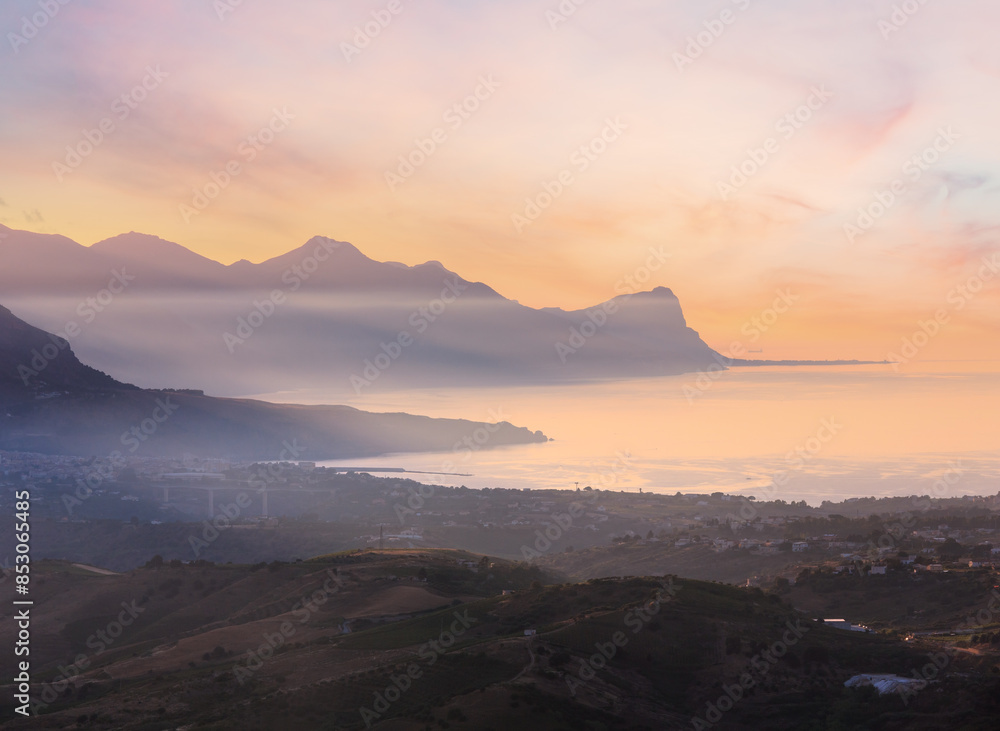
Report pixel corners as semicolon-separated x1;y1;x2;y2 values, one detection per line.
971;544;992;560
938;538;965;562
146;554;164;568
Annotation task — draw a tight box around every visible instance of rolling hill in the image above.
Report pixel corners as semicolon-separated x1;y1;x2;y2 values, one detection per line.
2;552;998;730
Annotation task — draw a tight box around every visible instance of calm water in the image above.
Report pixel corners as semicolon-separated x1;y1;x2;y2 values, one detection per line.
250;362;1000;505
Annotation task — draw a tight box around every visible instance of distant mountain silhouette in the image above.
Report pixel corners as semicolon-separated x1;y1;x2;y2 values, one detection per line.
0;305;546;459
0;226;720;396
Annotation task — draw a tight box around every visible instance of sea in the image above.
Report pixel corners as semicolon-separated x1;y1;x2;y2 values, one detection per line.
248;361;1000;506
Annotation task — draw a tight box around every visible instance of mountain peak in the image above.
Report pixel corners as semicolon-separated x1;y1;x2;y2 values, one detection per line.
92;231;178;249
305;235;366;257
257;235;371;267
90;232;224;266
650;285;677;297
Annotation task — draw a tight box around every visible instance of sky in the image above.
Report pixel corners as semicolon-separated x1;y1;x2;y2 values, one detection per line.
2;0;999;362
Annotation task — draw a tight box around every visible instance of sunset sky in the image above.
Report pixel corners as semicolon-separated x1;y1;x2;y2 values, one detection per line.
2;0;999;362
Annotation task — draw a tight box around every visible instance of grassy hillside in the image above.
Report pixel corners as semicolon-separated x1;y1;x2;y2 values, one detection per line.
788;567;1000;632
3;552;999;730
538;540;802;585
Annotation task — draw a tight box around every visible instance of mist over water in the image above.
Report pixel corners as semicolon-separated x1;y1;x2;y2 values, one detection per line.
248;362;1000;505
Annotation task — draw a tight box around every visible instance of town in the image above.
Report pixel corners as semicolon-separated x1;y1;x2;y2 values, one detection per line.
4;450;1000;586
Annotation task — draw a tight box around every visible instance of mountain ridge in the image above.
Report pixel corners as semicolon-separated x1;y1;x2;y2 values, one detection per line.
0;305;547;459
0;226;720;396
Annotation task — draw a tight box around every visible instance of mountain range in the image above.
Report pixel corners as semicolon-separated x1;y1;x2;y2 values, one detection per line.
0;304;546;459
0;225;719;397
